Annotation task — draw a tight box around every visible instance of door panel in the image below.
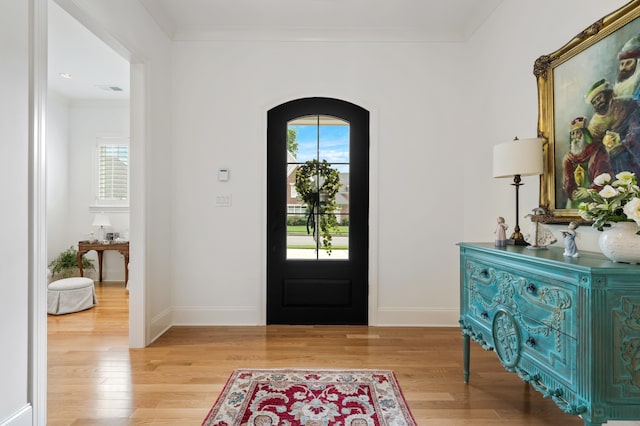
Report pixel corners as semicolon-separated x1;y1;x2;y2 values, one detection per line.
267;97;369;324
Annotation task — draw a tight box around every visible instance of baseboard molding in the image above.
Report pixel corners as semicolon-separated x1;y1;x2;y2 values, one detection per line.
172;306;260;326
161;306;457;327
148;307;172;344
0;404;32;426
373;307;459;326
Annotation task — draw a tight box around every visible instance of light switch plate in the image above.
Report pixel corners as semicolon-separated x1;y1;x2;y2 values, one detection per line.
216;194;232;207
218;169;230;182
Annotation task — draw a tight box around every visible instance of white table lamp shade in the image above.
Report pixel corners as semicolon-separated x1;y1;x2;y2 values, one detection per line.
493;138;544;178
92;213;111;228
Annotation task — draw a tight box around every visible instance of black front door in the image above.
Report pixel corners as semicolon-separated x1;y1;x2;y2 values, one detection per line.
267;97;369;324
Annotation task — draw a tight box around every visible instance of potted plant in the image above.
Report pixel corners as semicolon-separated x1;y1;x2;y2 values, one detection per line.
577;171;640;263
48;245;95;279
577;171;640;232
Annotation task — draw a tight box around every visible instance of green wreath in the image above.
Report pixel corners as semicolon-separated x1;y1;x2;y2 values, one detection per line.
294;159;342;254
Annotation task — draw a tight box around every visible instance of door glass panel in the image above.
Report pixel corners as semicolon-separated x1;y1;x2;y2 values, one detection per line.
319;116;349;164
335;165;350;215
287;115;350;260
288;115;321;163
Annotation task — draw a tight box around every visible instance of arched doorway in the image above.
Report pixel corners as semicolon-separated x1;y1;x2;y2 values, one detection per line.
267;97;369;324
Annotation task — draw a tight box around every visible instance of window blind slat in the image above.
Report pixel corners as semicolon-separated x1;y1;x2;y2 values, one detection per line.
98;143;129;201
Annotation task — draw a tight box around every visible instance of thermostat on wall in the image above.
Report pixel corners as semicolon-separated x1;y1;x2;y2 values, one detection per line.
218;168;230;182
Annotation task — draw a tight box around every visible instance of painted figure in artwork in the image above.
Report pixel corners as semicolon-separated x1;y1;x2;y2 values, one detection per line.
614;34;640;100
585;79;640;175
495;216;508;247
562;116;612;208
602;130;640;175
561;221;579;257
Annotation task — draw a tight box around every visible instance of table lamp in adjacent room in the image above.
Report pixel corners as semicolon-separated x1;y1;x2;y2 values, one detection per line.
92;213;111;242
493;137;544;246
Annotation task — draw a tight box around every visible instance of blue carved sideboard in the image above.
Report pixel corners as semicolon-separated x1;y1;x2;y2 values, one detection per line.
458;242;640;426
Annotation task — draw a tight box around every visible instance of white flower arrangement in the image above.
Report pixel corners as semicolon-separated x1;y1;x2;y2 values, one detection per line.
577;171;640;234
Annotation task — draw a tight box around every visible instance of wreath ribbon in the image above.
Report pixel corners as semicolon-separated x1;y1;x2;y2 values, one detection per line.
306;197;317;238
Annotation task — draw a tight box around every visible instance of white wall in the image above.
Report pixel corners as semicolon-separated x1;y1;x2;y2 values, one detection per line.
170;40;467;326
47;0;133;285
46;97;130;281
168;0;638;327
465;0;629;250
70;101;130;280
51;0;637;334
46;92;71;265
4;2;639;425
54;0;174;343
0;0;33;424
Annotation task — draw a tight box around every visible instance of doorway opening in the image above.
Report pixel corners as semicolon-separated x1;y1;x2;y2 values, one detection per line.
47;0;130;286
267;97;369;325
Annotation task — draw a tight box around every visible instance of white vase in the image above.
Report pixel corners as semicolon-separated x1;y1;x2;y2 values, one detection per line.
598;221;640;264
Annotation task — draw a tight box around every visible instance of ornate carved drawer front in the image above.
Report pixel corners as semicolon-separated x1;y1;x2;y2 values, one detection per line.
464;263;498;331
465;260;577;332
515;313;577;388
464;258;577;385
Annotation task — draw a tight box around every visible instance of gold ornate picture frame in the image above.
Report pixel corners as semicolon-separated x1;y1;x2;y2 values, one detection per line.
535;0;640;223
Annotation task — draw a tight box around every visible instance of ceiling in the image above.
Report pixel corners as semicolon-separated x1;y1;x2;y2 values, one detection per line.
48;1;130;101
48;0;502;100
139;0;503;42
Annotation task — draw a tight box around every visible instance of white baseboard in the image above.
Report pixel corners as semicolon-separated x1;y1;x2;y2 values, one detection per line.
373;307;459;326
171;306;260;326
148;307;172;344
159;306;458;327
0;405;32;426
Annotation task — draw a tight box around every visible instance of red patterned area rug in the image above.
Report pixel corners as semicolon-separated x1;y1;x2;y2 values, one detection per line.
202;368;416;426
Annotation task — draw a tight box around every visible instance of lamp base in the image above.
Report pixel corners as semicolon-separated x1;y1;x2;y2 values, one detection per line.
507;228;529;246
507;232;529;246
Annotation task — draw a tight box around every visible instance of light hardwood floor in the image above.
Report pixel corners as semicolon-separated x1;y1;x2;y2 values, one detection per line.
47;282;584;425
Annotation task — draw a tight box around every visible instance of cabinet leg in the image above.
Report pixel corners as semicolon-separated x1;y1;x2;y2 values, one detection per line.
463;333;470;383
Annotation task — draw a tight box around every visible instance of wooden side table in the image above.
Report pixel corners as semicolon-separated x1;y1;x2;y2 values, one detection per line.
78;240;129;283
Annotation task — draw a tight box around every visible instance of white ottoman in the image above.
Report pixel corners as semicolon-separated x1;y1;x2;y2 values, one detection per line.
47;277;97;315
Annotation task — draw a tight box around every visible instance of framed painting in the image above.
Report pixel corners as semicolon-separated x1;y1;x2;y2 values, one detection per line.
535;0;640;223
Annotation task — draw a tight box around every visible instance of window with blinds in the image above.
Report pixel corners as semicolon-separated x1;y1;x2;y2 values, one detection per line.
97;143;129;202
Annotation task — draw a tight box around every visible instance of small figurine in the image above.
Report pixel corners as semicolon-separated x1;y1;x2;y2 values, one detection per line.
561;221;579;257
495;216;508;247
